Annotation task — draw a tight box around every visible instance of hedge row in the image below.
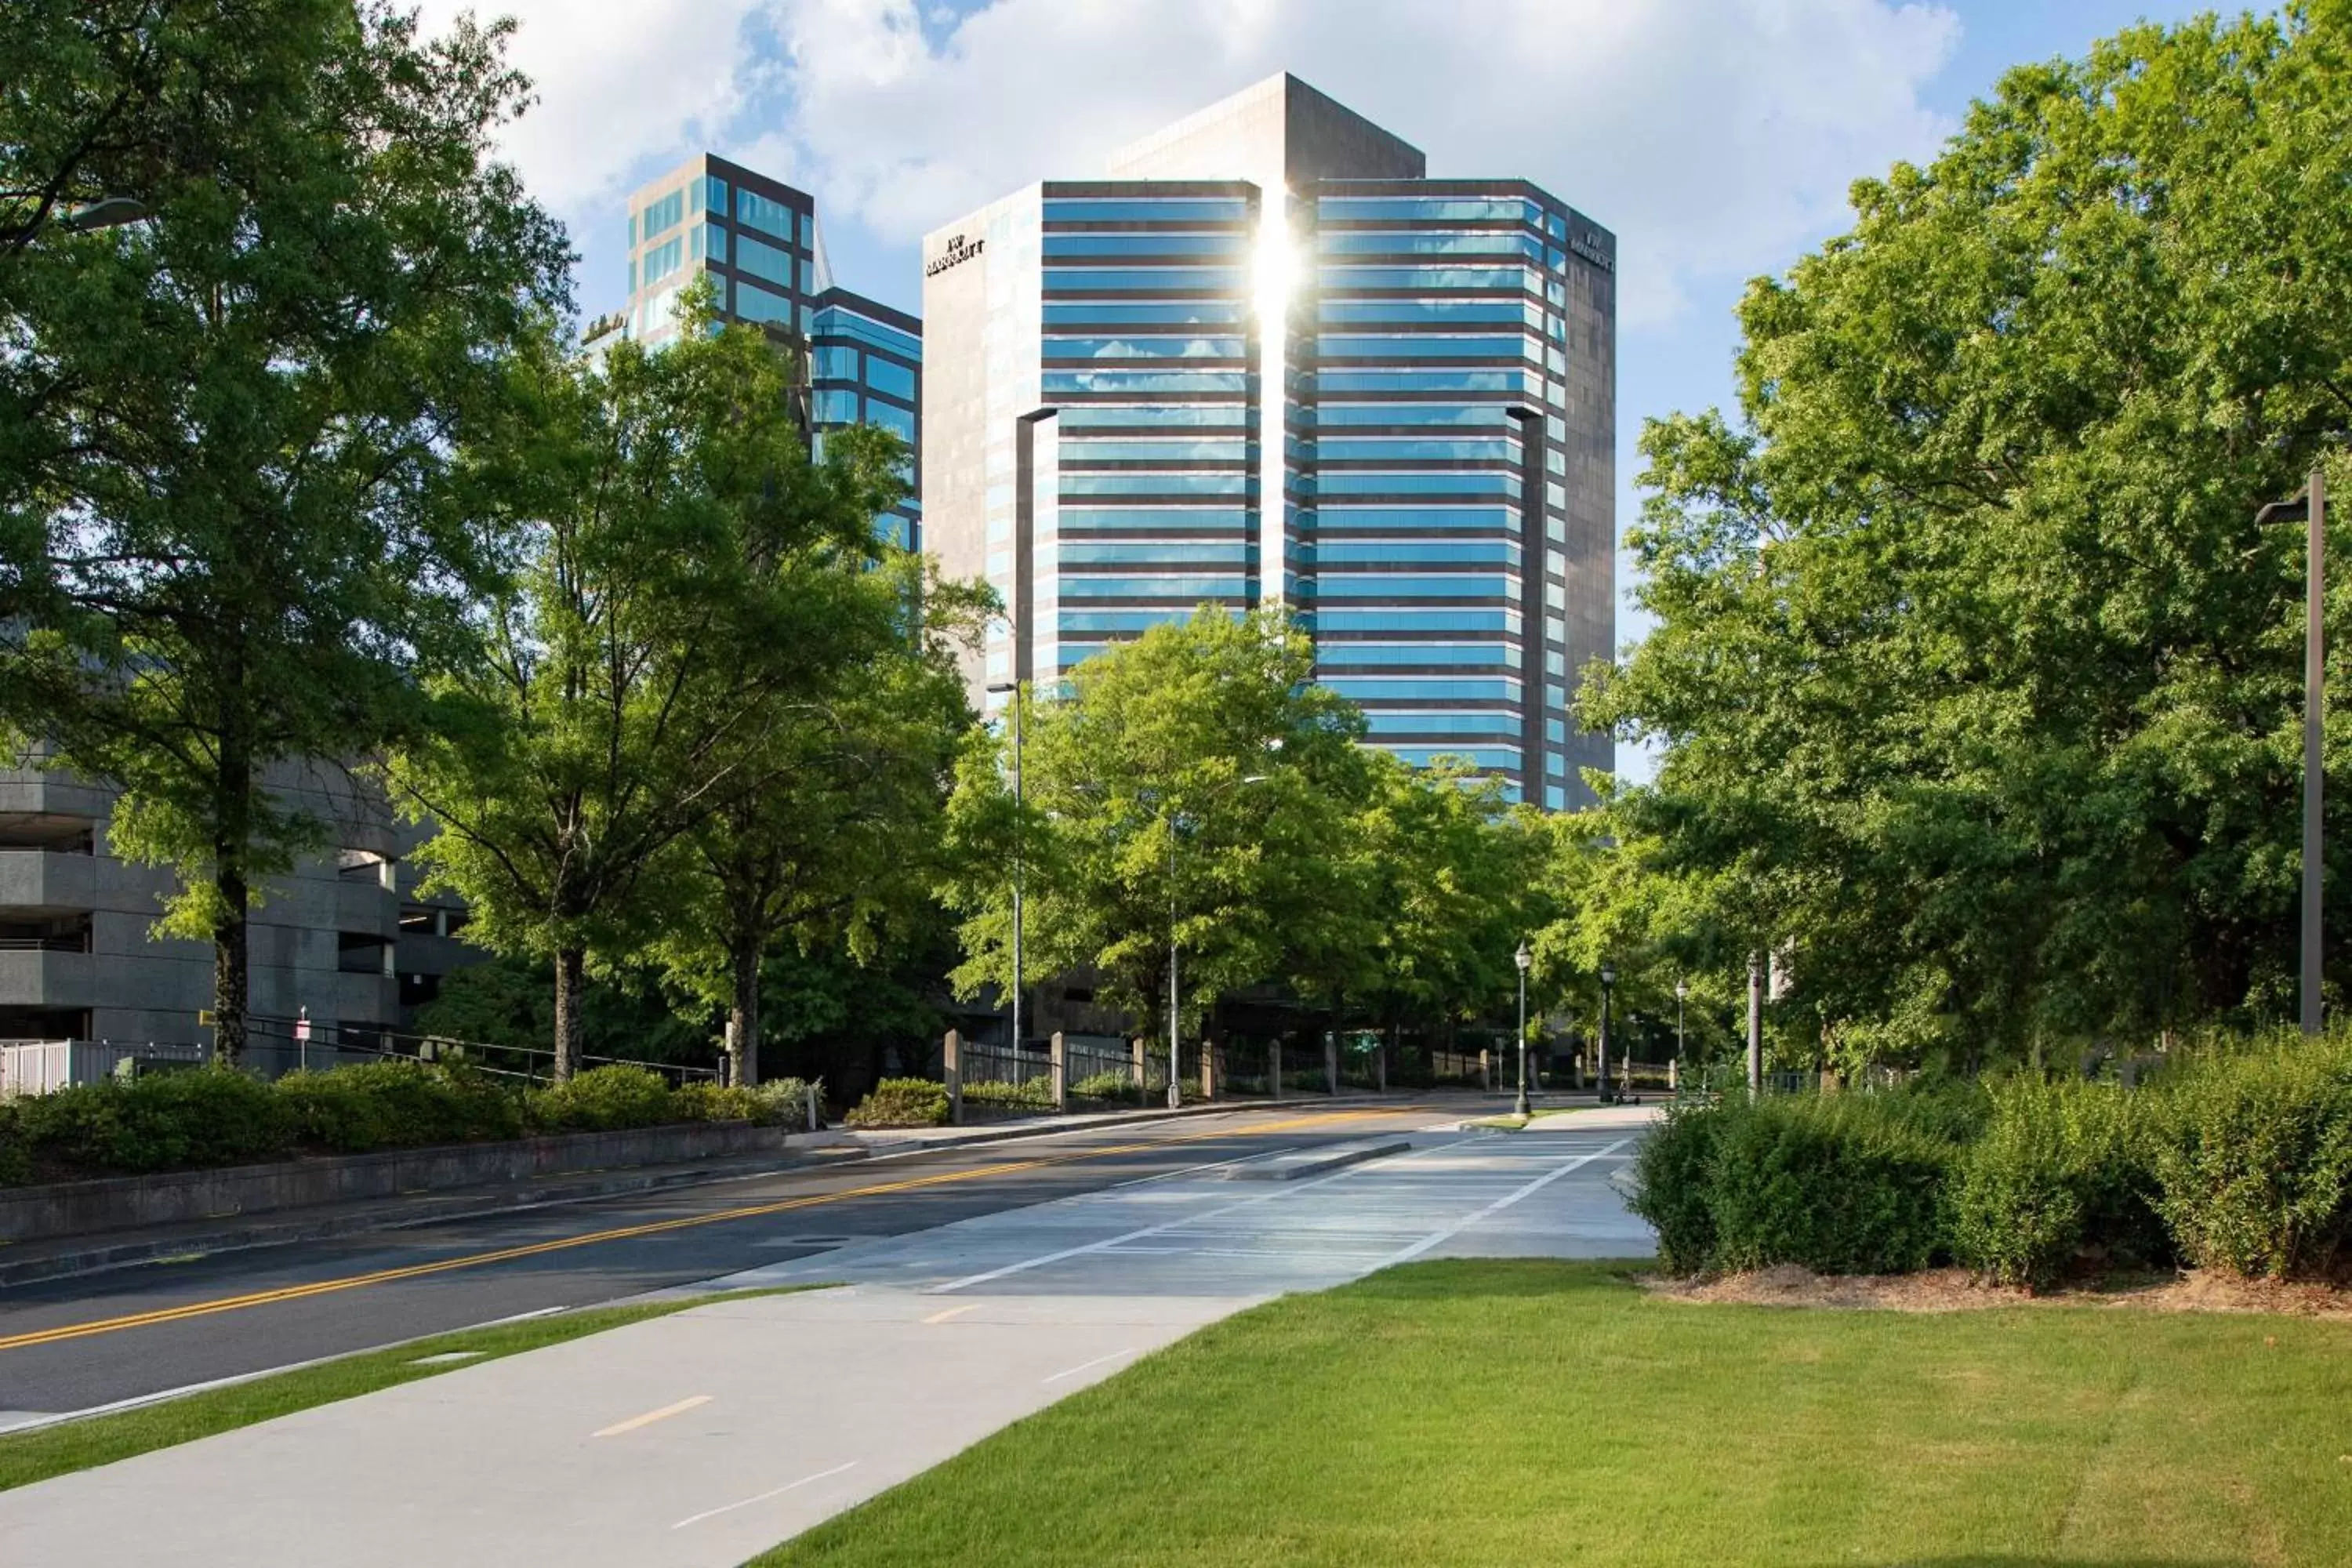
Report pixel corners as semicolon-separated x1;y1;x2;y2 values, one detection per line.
1632;1033;2352;1287
0;1062;822;1186
844;1077;950;1128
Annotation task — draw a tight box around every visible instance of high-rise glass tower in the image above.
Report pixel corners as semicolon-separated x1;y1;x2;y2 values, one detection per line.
590;154;924;549
922;75;1613;806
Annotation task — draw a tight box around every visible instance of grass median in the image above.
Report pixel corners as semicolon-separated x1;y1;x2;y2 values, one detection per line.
0;1285;825;1492
755;1259;2352;1566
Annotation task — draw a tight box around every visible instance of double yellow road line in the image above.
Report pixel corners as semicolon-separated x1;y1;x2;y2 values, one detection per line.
0;1107;1392;1355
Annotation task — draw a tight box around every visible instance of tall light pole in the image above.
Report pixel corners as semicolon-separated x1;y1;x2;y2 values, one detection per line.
2263;471;2330;1035
1513;941;1532;1118
1597;961;1617;1102
1675;977;1688;1073
985;677;1024;1069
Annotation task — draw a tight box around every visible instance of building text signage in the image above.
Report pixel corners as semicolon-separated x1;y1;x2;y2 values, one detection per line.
927;233;985;277
1568;233;1613;272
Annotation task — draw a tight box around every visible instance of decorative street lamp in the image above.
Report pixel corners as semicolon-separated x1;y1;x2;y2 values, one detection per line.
1675;976;1689;1075
1513;941;1533;1118
1597;960;1617;1103
984;677;1023;1074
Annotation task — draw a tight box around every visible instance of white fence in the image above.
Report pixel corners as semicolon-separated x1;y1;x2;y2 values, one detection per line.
0;1039;208;1098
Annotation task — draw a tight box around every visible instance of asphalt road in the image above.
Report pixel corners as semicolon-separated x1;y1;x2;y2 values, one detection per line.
0;1101;1443;1418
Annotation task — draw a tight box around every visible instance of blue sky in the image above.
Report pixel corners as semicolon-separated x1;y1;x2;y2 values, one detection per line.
426;0;2225;775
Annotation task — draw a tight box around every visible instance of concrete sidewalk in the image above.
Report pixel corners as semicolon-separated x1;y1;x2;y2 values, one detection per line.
0;1122;1652;1566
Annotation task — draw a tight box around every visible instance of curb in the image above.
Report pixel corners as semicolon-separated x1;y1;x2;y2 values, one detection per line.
0;1143;870;1290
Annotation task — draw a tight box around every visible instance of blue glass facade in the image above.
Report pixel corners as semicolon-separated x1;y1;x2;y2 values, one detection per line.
593;154;923;549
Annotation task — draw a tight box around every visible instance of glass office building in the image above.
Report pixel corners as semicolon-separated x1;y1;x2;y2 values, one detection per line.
590;154;923;549
923;76;1613;806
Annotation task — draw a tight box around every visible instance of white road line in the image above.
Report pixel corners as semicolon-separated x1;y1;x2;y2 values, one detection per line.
924;1138;1461;1294
671;1461;860;1530
592;1393;711;1438
1380;1138;1632;1265
1042;1348;1139;1384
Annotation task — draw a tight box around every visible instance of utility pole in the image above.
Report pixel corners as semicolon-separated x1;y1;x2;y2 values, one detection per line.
1746;950;1764;1097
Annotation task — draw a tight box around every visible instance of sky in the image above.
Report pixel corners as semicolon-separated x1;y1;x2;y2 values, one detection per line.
419;0;2227;778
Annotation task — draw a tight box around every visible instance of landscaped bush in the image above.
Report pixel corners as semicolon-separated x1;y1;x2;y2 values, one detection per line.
524;1064;677;1133
1068;1070;1140;1103
844;1077;950;1128
1628;1101;1724;1274
1704;1094;1958;1276
12;1066;296;1174
960;1077;1055;1112
277;1058;522;1153
752;1077;823;1131
1950;1077;2169;1290
2143;1036;2352;1279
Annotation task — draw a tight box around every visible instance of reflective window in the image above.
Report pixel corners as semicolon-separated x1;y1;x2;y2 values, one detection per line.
1041;369;1250;394
1044;268;1246;292
1319;299;1527;325
1061;405;1250;430
1316;437;1519;461
1312;405;1517;428
1318;539;1519;565
1321;677;1523;701
1319;267;1526;291
1044;302;1250;326
814;345;859;382
1313;575;1512;598
735;280;793;325
1061;508;1251;530
1043;232;1249;257
1317;644;1514;667
1062;439;1250;461
735;233;794;289
865;357;915;399
1317;472;1521;496
800;257;815;294
1382;746;1525;769
1318;195;1540;223
1320;231;1544;259
1315;506;1515;530
1359;711;1525;734
1316;368;1531;394
1059;541;1252;565
639;188;684;241
1061;609;1198;633
641;236;684;288
813;308;920;360
703;175;728;214
735;188;798;240
867;401;915;441
1060;575;1250;598
705;224;728;264
1317;608;1518;633
1062;472;1250;496
813;389;859;425
1318;335;1530;359
1044;336;1247;360
1045;198;1250;223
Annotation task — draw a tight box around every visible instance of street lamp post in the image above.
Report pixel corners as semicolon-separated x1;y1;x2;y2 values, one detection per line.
2260;471;2331;1035
1597;962;1617;1103
985;677;1024;1073
1513;942;1532;1118
1675;978;1688;1076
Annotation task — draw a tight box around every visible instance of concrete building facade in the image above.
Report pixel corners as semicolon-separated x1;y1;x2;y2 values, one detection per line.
921;74;1615;807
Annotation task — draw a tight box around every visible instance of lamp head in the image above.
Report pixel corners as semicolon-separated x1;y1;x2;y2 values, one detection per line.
1675;978;1688;1000
1599;963;1617;987
1514;942;1531;975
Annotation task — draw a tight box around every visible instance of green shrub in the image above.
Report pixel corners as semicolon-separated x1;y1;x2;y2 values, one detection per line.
1068;1071;1138;1102
526;1065;677;1134
669;1082;763;1125
1950;1078;2167;1290
750;1077;822;1131
1628;1100;1725;1275
961;1077;1054;1112
277;1059;521;1153
844;1077;949;1128
1705;1094;1958;1275
2143;1036;2352;1279
0;1103;29;1186
12;1067;296;1174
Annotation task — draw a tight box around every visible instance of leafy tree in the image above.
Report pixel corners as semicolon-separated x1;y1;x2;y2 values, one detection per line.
387;296;901;1078
1587;4;2352;1067
0;0;567;1058
943;607;1369;1048
647;553;986;1085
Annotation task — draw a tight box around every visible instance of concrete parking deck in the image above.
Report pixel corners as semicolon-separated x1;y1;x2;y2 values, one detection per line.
0;1117;1656;1568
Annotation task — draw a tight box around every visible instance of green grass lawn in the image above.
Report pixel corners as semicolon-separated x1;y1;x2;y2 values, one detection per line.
0;1285;822;1492
754;1261;2352;1567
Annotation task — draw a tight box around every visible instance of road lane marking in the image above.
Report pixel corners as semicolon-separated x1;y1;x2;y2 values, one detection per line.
1381;1138;1632;1265
920;1303;982;1325
1042;1348;1138;1384
672;1461;859;1530
0;1108;1399;1356
593;1393;712;1438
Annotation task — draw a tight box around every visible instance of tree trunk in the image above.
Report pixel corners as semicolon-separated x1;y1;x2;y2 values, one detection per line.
209;728;253;1065
553;945;587;1082
725;938;761;1087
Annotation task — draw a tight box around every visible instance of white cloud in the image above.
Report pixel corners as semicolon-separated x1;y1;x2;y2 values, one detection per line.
745;0;1962;326
411;0;764;215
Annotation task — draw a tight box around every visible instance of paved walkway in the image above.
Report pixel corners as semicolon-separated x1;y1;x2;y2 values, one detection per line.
0;1116;1656;1568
